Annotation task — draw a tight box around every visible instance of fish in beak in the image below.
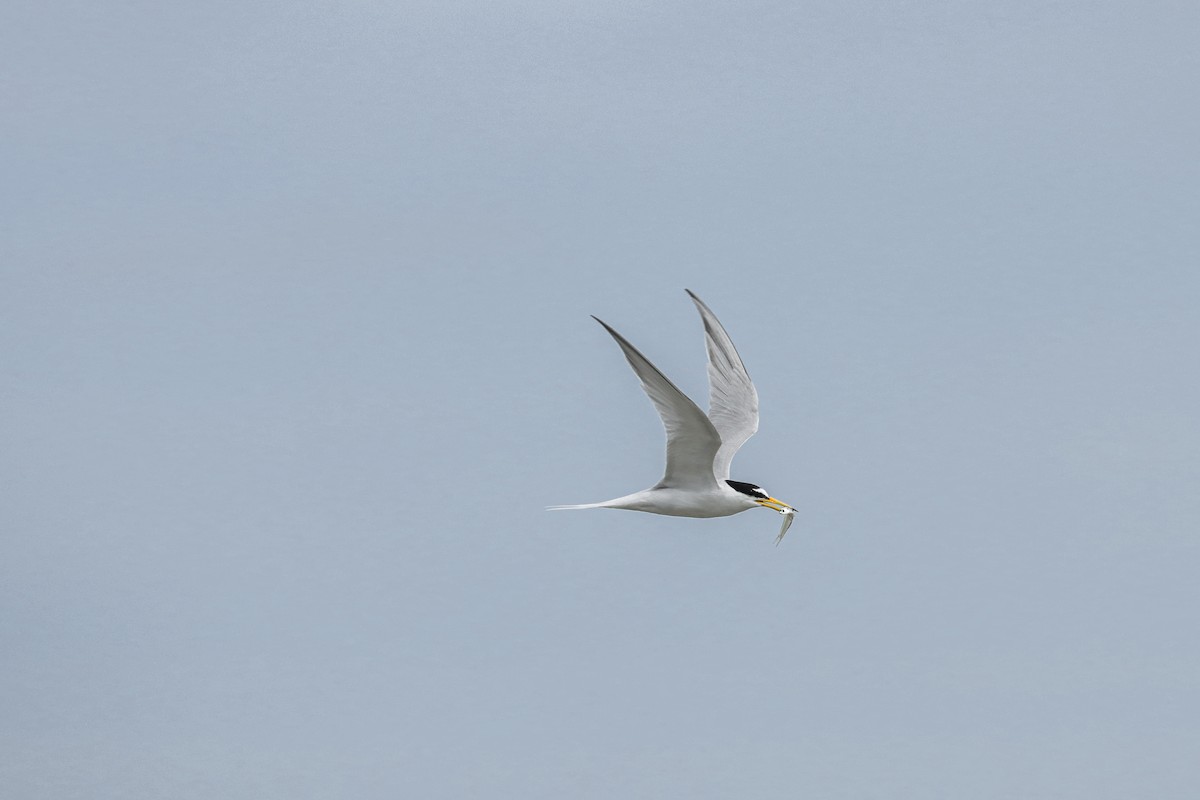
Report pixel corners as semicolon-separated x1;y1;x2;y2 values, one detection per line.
755;497;797;545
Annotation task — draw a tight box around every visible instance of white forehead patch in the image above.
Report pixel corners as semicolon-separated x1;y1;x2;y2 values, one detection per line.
754;487;770;498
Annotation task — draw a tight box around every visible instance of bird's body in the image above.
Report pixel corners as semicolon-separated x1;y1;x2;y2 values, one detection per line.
551;485;759;518
550;290;798;543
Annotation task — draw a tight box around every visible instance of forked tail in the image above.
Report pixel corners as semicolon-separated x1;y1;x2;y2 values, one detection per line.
545;502;612;511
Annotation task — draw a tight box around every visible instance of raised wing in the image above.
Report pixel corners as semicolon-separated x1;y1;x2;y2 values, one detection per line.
685;290;759;481
591;316;723;491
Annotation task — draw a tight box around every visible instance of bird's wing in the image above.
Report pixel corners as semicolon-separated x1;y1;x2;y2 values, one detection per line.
685;290;759;482
592;316;723;491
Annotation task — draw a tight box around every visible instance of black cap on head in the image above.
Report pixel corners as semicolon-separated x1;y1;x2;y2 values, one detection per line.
726;480;769;500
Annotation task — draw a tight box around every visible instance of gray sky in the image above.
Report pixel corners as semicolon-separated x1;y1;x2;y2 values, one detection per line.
3;1;1199;797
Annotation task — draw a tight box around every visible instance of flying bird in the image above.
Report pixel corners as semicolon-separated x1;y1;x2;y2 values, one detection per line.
549;290;798;544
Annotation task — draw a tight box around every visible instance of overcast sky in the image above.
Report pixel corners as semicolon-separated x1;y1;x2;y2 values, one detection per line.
3;1;1199;797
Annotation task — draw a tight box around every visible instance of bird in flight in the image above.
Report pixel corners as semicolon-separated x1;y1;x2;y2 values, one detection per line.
549;290;798;544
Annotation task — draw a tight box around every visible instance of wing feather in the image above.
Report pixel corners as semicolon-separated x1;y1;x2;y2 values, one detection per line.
591;316;722;491
685;290;759;481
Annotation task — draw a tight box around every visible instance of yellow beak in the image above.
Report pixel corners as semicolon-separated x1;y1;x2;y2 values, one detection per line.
756;496;794;513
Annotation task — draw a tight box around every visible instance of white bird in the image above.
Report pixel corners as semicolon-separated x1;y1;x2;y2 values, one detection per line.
549;290;798;544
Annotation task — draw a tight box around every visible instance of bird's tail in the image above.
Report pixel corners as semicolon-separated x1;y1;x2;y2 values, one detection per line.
545;501;613;511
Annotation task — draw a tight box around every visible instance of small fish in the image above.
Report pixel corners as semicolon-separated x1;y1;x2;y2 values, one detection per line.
775;507;797;546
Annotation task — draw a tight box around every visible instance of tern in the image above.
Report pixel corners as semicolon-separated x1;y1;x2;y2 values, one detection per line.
549;290;798;544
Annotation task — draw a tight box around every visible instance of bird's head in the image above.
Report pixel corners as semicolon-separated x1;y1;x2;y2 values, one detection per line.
726;480;796;514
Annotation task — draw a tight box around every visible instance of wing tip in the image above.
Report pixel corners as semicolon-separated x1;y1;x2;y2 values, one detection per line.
684;288;716;318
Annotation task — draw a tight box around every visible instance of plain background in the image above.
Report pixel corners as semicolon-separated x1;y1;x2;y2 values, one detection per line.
3;1;1198;797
